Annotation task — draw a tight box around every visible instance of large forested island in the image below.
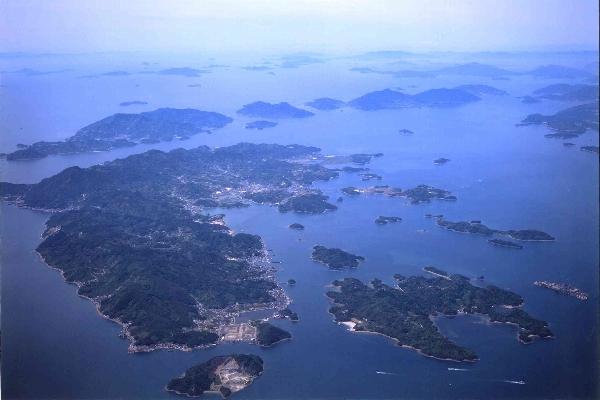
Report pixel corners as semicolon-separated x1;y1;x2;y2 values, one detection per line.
166;354;263;398
0;143;344;351
327;270;552;361
519;101;599;138
5;108;233;160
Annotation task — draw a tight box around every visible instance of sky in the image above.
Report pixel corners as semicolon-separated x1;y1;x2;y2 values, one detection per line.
0;0;598;55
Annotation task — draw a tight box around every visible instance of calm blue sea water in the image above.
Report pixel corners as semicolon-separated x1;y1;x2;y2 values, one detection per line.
1;53;598;399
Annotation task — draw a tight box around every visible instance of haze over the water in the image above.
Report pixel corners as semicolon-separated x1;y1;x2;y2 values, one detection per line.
1;0;598;55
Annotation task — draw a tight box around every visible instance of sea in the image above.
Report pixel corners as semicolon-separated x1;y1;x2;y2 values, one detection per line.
1;51;598;399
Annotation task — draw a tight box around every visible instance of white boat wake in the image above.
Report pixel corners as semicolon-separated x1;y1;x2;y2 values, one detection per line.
447;368;470;371
376;371;398;376
502;380;526;385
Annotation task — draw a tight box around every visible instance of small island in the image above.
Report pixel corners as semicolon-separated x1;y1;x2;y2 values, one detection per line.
359;173;382;181
436;219;555;242
312;245;365;269
342;184;456;204
398;128;414;134
166;354;263;398
237;101;314;118
156;67;207;77
119;100;148;107
581;145;599;154
434;158;451;165
289;223;305;230
327;270;552;362
375;216;402;225
534;281;589;301
245;120;278;130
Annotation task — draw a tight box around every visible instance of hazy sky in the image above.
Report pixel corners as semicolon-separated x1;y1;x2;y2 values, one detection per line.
1;0;598;54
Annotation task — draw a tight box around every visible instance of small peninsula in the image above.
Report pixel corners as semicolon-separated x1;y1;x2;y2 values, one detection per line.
327;270;552;361
166;354;263;398
521;96;541;104
423;266;450;278
252;321;292;346
534;281;589;301
278;193;338;214
274;307;299;321
453;84;508;96
312;245;364;269
237;101;314;118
